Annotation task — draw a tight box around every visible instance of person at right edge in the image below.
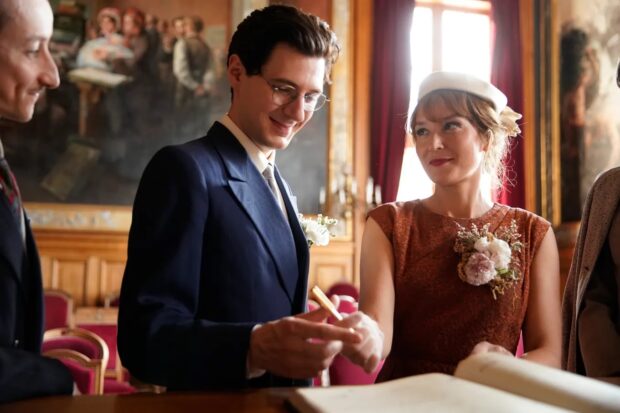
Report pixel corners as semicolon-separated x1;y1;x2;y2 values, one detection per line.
562;59;620;386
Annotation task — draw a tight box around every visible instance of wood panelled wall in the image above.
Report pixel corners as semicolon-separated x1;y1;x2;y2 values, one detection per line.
36;229;128;307
34;228;356;307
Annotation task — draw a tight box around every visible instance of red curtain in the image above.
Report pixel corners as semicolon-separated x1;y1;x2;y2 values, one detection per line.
370;0;415;203
491;1;525;208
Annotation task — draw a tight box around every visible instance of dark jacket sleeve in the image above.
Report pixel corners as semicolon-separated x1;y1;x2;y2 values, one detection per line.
0;344;73;403
117;146;255;390
0;225;73;402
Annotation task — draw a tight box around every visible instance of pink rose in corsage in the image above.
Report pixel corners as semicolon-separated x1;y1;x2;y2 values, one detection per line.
454;220;523;299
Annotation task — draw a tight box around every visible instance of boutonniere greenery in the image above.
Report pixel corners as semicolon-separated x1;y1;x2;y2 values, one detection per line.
454;220;523;299
298;214;338;247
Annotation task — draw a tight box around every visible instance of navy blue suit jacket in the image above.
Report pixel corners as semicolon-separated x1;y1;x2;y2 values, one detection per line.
0;199;73;403
118;122;310;390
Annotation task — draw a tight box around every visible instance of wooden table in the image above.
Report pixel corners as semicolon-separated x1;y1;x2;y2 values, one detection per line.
0;389;294;413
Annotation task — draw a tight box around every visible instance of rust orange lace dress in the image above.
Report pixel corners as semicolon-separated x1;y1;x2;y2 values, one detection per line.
368;200;550;382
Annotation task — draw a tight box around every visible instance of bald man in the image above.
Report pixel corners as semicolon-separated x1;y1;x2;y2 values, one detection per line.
0;0;73;402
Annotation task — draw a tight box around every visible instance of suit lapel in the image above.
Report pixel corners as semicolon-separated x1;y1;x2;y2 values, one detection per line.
211;123;300;303
275;167;310;313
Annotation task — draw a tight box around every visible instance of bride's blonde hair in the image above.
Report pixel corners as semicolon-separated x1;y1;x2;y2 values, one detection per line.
408;90;522;189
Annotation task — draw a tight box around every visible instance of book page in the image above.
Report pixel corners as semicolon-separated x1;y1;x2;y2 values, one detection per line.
288;373;571;413
455;353;620;413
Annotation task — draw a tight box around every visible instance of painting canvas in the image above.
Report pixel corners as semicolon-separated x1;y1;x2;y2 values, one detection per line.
558;0;620;222
1;0;328;215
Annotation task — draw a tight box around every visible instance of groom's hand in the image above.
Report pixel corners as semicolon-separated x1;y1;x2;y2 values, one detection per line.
248;309;362;379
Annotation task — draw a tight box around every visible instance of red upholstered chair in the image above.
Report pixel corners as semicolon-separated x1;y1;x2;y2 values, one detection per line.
77;322;136;394
326;282;359;301
44;289;74;331
328;296;384;385
103;377;137;394
43;327;108;395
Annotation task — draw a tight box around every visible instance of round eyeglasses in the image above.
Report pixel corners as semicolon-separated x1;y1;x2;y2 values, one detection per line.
259;75;328;112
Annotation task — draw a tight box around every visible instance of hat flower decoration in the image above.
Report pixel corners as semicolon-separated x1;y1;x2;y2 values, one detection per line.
454;220;523;299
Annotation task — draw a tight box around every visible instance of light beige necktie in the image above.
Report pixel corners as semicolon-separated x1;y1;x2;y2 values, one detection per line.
262;163;279;198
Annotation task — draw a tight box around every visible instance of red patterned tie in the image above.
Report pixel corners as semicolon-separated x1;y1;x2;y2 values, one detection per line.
0;143;23;230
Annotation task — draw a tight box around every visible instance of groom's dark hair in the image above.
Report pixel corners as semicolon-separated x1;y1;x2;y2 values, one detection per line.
228;4;340;85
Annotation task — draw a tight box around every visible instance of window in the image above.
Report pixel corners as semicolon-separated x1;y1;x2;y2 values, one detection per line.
396;0;492;201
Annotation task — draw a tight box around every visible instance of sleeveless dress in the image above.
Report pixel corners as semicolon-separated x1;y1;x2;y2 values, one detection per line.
368;200;550;381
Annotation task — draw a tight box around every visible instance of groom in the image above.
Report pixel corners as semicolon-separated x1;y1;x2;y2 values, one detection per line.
118;5;363;390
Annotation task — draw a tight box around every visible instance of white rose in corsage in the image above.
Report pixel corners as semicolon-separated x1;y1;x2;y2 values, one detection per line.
298;214;338;247
454;220;523;299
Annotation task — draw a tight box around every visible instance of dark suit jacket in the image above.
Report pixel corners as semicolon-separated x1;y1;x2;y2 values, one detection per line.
118;122;310;390
0;198;73;403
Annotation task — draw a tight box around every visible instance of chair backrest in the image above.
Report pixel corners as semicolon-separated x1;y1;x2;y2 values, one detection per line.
326;282;359;301
44;289;74;331
43;327;109;394
78;323;124;382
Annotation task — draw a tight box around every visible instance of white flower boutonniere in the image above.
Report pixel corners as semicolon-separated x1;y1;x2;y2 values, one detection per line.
298;214;338;247
454;220;523;299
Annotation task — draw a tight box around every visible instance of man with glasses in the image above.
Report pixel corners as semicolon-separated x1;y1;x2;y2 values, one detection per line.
118;5;365;390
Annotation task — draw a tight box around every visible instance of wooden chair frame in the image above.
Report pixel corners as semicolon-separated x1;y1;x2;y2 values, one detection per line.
43;327;109;395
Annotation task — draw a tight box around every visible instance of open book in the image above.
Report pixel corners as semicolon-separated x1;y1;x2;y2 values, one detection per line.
288;353;620;413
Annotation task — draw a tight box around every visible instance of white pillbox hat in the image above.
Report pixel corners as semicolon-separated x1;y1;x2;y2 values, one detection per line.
417;71;507;113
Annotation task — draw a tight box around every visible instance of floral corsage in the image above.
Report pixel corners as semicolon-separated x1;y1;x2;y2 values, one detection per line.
298;214;338;247
454;220;523;299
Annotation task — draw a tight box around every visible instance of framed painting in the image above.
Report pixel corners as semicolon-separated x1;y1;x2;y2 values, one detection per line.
530;0;620;227
2;0;354;235
556;0;620;223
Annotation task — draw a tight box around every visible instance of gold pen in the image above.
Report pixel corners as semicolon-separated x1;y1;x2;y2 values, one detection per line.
311;286;343;321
